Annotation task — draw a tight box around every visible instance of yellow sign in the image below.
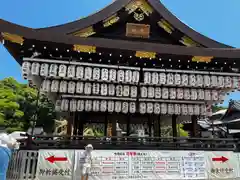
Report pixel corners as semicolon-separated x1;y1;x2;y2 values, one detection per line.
192;56;213;63
135;51;156;59
73;45;96;53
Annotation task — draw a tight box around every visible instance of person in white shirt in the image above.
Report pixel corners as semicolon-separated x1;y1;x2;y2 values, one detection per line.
81;144;93;180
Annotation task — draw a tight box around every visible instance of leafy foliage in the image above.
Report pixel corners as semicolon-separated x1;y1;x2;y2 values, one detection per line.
212;105;227;113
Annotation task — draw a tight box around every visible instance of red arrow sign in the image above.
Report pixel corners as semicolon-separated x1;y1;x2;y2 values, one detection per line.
45;156;68;163
212;156;228;163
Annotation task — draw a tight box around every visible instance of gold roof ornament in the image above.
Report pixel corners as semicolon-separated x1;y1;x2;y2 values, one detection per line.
71;26;96;37
125;0;153;16
157;19;174;34
103;14;120;27
73;45;96;53
135;51;156;59
1;32;24;45
180;36;200;47
192;56;213;63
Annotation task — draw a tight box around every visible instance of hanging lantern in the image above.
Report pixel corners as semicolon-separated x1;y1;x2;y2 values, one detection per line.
211;90;219;101
101;84;108;96
69;99;77;112
144;72;151;84
77;100;85;111
193;105;200;115
174;104;181;115
177;88;184;99
139;102;146;114
132;71;140;83
160;103;167;114
51;80;59;92
232;77;239;89
68;81;76;94
181;104;188;115
123;85;130;97
169;88;176;99
49;64;58;77
129;102;136;113
41;80;51;92
85;100;92;111
183;89;190;100
59;64;67;77
60;99;66;111
125;70;132;83
147;103;154;114
174;74;181;86
100;100;107;112
84;83;92;95
200;105;207;116
108;101;115;112
166;73;174;85
76;82;84;94
210;76;218;88
59;81;67;93
189;74;196;87
101;68;109;81
224;76;232;88
31;62;40;76
162;88;169;99
116;85;123;97
168;104;174;115
93;100;100;112
217;76;224;88
84;67;92;80
109;69;117;81
122;102;129;114
190;89;198;100
22;62;31;79
206;104;212;117
67;65;76;78
40;63;49;77
55;100;61;112
188;105;194;115
64;99;69;111
151;72;159;85
93;68;101;80
130;86;138;98
196;75;203;87
159;73;166;85
76;66;84;79
204;90;211;101
204;75;210;87
117;70;125;82
108;84;115;96
197;89;205;100
154;103;161;114
181;74;189;86
155;87;161;99
115;101;121;113
140;86;148;98
148;87;155;98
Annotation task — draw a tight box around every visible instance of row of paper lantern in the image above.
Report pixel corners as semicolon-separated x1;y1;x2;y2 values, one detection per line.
56;99;211;116
144;71;239;89
22;62;140;83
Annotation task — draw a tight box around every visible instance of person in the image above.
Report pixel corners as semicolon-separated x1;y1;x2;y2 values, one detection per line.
0;133;20;180
81;144;93;180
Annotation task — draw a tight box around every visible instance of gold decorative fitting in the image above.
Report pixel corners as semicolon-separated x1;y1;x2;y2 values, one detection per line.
71;26;96;37
73;45;96;53
125;0;153;16
192;56;213;63
157;19;174;34
180;36;199;47
133;12;145;21
135;51;156;59
1;32;24;45
103;14;120;27
126;23;150;38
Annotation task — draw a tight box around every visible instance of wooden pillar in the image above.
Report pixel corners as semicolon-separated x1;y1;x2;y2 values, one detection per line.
104;113;108;136
78;112;84;137
111;116;117;137
67;112;73;136
158;115;161;137
172;115;177;138
191;115;198;137
148;115;152;137
127;115;130;136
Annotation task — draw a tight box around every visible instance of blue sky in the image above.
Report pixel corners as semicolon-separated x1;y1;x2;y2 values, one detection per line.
0;0;240;106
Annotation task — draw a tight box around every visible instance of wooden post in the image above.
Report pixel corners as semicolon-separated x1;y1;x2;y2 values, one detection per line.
158;115;161;137
78;112;84;137
67;112;73;136
127;115;130;136
191;115;198;137
148;115;152;137
104;113;108;136
172;115;177;138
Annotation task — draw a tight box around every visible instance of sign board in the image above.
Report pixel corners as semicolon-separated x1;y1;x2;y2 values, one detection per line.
36;150;74;180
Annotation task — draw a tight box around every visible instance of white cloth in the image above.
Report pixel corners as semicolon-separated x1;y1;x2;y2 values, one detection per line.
0;133;20;149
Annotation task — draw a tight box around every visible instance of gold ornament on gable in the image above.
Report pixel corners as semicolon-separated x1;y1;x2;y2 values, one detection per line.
103;14;120;27
157;19;174;34
71;26;96;37
135;51;156;59
133;12;145;22
180;36;200;47
1;32;24;45
125;0;153;16
73;45;96;53
192;56;213;63
126;23;150;38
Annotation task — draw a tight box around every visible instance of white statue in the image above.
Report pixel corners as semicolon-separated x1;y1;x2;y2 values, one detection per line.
81;144;93;180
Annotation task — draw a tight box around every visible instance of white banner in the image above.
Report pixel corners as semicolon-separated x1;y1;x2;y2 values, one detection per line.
73;150;206;180
36;150;75;180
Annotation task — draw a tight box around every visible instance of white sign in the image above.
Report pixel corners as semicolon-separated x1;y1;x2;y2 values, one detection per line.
73;150;206;180
36;150;75;180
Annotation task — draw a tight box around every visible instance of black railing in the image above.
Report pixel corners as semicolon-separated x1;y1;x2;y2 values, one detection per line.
20;134;239;151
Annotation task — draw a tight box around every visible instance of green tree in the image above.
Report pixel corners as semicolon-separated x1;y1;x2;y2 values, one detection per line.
212;105;227;113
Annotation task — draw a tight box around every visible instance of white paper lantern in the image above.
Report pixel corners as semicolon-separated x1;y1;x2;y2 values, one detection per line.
116;85;123;97
109;69;117;81
211;90;219;101
160;103;167;114
108;84;115;96
41;80;51;92
55;100;61;112
67;65;75;78
132;71;140;83
174;104;181;115
122;102;129;114
193;105;200;115
130;86;137;98
159;73;166;85
64;99;69;111
174;74;181;86
117;70;125;82
76;82;84;94
59;81;67;93
49;64;58;77
147;103;154;114
183;89;190;100
125;70;132;83
204;75;211;87
101;84;108;96
188;105;194;115
114;101;121;113
76;66;84;79
84;83;92;95
232;77;239;89
224;76;232;88
204;90;211;101
58;64;67;77
210;76;218;88
200;105;206;116
141;87;148;98
92;68;100;80
217;76;225;88
154;103;161;114
190;89;198;100
85;100;92;111
122;85;129;97
151;72;159;85
107;101;114;112
31;62;40;75
169;88;176;99
70;99;77;112
177;88;184;99
155;87;161;99
168;104;174;115
181;74;188;86
196;75;203;87
101;68;109;81
144;72;151;84
40;63;49;77
68;81;76;94
139;103;146;114
77;100;85;111
162;88;169;99
92;83;100;95
84;67;92;80
93;100;100;112
197;89;205;100
189;74;196;87
181;104;188;115
51;80;59;92
148;87;155;98
129;102;136;113
22;62;31;79
167;73;174;85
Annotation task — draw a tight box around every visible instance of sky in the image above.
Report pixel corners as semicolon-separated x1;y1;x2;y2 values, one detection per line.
0;0;240;106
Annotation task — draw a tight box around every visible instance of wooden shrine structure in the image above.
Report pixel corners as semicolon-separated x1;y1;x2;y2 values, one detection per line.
1;0;240;145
